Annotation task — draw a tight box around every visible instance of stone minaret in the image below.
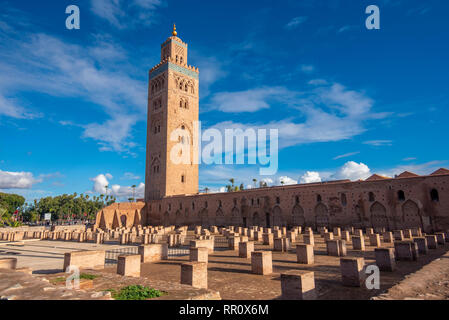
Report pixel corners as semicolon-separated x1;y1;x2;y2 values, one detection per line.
145;25;199;201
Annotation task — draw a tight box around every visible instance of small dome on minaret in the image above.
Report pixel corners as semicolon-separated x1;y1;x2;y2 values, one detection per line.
172;23;177;36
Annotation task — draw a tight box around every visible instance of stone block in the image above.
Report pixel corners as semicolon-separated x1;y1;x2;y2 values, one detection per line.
340;257;365;287
251;251;272;275
374;248;396;271
239;241;255;258
190;247;209;263
281;270;316;300
181;262;208;289
296;244;314;264
117;254;141;277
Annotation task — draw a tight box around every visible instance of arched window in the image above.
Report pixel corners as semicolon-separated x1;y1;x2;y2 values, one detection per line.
205;201;208;208
398;190;405;201
276;197;280;204
295;196;300;204
180;100;183;108
317;194;322;203
176;55;178;63
341;193;347;206
179;82;183;90
430;189;439;202
180;57;183;64
369;192;375;202
181;175;185;183
251;199;254;205
218;200;222;207
192;202;195;210
185;84;188;92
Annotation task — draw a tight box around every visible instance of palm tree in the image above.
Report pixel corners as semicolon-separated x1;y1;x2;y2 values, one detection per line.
280;180;285;186
252;178;257;188
204;187;210;194
229;178;235;188
132;185;136;202
105;185;109;197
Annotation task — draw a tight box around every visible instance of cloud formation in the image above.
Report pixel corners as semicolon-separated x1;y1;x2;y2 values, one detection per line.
299;171;322;184
0;170;42;189
90;173;145;199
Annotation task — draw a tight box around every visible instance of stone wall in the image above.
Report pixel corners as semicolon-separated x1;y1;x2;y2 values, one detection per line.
95;171;449;233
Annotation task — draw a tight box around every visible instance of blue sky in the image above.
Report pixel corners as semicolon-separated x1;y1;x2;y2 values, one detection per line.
0;0;448;202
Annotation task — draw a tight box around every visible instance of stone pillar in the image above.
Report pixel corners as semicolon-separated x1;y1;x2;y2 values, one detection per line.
138;244;168;262
340;257;365;287
333;227;341;237
435;233;446;245
394;241;416;261
413;237;428;255
383;232;393;243
190;247;209;263
281;270;316;300
354;229;363;238
366;228;374;235
228;236;240;251
304;234;314;246
287;231;296;243
425;235;438;249
324;232;334;241
181;262;208;289
273;230;282;239
352;236;365;251
239;241;255;258
254;231;263;242
262;233;274;246
341;231;350;242
274;238;290;252
403;229;413;239
374;248;396;271
117;254;141;277
296;244;314;264
393;230;404;241
369;234;381;247
251;251;272;275
0;258;17;270
327;240;346;257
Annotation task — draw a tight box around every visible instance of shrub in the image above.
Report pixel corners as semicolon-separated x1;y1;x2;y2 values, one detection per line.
108;285;165;300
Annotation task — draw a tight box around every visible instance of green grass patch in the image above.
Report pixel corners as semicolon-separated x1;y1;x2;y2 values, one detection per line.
108;285;165;300
50;277;66;284
79;273;98;280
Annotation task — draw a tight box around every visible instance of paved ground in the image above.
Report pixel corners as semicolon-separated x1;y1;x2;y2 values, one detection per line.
102;235;449;300
0;240;132;274
1;235;449;299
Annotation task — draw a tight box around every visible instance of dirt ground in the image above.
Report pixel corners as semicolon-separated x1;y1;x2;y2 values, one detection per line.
97;234;449;300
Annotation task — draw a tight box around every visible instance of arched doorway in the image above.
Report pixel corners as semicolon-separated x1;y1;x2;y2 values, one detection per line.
315;203;329;228
162;212;169;227
292;204;305;226
215;208;225;227
120;215;127;228
402;200;423;229
231;207;242;226
199;209;208;228
272;206;283;227
253;212;260;226
370;202;388;229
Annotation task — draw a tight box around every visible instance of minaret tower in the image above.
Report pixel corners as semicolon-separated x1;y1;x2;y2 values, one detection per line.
145;25;199;201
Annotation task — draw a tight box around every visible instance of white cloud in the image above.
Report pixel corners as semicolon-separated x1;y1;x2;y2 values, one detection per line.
209;87;290;113
333;151;360;160
300;64;315;74
308;79;328;86
278;176;297;185
0;25;147;153
363;140;393;146
331;161;371;181
285;16;308;30
299;171;322;184
0;93;39;119
0;170;42;189
90;173;144;198
122;172;140;180
90;0;163;29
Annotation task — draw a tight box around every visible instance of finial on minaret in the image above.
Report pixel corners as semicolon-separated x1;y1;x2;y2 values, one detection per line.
172;23;177;36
